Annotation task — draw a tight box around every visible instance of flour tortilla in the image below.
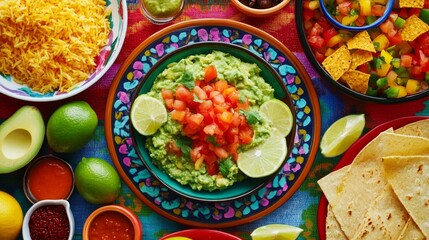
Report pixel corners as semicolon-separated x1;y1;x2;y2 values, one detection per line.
329;131;429;238
318;167;348;239
326;205;347;240
395;119;429;137
398;217;426;240
351;185;409;240
383;155;429;238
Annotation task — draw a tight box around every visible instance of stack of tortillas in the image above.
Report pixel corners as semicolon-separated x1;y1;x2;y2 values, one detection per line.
318;119;429;239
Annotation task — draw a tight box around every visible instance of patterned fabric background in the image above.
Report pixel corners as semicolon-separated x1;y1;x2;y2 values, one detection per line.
0;1;428;239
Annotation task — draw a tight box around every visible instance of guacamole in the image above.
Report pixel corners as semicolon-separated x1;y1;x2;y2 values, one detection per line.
146;51;275;191
143;0;182;18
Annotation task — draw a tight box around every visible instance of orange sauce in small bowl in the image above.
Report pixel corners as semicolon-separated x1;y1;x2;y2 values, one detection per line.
88;211;135;240
25;156;74;202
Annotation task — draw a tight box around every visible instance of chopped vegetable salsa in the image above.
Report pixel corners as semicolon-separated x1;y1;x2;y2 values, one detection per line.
303;0;429;98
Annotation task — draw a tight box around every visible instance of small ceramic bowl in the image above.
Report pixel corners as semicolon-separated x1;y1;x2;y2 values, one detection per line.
138;0;185;24
22;199;75;240
82;205;143;240
231;0;290;17
23;155;75;204
318;0;394;31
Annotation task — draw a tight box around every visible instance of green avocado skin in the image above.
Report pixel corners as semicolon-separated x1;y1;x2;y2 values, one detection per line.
143;0;182;18
0;106;45;174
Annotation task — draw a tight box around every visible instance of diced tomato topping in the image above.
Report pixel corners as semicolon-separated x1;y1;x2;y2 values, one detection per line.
161;89;174;100
308;22;324;37
160;66;256;175
337;1;352;16
408;8;421;16
322;28;337;42
303;8;315;21
371;5;386;16
308;35;325;48
379;20;397;38
204;65;217;83
401;54;414;68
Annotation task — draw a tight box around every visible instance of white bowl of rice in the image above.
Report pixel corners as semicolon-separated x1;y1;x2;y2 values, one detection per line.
0;0;127;102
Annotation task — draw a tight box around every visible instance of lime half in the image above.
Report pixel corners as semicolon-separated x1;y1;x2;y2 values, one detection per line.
320;114;365;158
130;94;167;136
251;224;304;240
237;130;287;178
260;99;294;137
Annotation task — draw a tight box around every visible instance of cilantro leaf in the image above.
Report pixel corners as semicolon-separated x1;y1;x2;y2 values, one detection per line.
219;157;234;177
205;135;219;146
179;69;195;89
240;109;262;125
175;136;192;158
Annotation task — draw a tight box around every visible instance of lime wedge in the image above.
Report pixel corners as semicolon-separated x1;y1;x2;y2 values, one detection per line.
251;224;304;240
320;114;365;158
130;94;167;136
260;99;294;137
237;130;287;178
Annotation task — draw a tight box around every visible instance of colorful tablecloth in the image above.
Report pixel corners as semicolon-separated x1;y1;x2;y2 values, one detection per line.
1;1;429;240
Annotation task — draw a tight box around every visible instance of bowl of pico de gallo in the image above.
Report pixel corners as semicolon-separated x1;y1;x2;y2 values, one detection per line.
318;0;394;31
129;42;296;201
297;0;429;103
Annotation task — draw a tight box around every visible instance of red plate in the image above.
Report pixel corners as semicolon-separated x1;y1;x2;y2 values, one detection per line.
159;229;241;240
317;115;429;240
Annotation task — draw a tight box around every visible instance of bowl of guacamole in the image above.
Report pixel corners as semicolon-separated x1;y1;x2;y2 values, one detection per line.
130;42;296;201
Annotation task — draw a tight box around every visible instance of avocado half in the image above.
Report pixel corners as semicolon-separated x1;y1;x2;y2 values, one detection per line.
0;106;45;174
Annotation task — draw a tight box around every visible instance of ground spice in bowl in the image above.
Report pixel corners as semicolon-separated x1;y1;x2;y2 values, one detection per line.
29;205;70;240
22;199;74;240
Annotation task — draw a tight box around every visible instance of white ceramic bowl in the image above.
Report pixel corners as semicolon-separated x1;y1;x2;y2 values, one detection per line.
22;199;75;240
0;0;128;102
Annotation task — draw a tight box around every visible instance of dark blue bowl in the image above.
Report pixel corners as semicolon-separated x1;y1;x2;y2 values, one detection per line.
318;0;394;31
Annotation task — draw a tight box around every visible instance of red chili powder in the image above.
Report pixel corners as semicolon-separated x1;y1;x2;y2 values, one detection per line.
88;211;135;240
28;157;73;201
29;205;70;240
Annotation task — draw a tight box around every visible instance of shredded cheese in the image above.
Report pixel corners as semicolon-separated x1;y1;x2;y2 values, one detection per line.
0;0;110;93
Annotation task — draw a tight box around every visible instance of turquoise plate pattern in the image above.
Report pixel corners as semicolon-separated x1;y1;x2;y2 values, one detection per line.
105;19;321;228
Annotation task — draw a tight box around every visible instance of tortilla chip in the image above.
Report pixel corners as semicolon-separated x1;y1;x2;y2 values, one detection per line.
398;218;426;240
327;131;429;239
322;45;351;80
399;0;424;8
350;50;373;70
346;31;376;53
383;155;429;238
341;70;370;94
400;15;429;41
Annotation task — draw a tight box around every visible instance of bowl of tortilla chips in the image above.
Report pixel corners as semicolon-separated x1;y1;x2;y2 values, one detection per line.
317;116;429;239
296;0;429;103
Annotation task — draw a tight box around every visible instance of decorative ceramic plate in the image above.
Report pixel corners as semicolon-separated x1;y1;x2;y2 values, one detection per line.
0;0;127;102
317;115;429;240
105;19;321;228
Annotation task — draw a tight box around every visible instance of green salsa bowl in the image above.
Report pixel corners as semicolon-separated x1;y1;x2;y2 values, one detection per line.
130;42;296;202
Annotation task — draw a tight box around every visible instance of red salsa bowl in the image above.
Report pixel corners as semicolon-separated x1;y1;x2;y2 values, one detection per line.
23;155;74;204
82;205;142;240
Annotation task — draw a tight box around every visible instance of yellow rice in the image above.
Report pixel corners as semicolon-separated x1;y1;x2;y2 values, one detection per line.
0;0;110;93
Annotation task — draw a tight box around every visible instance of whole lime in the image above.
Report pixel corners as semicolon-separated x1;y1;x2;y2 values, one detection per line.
75;157;121;205
0;191;23;240
47;101;98;153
